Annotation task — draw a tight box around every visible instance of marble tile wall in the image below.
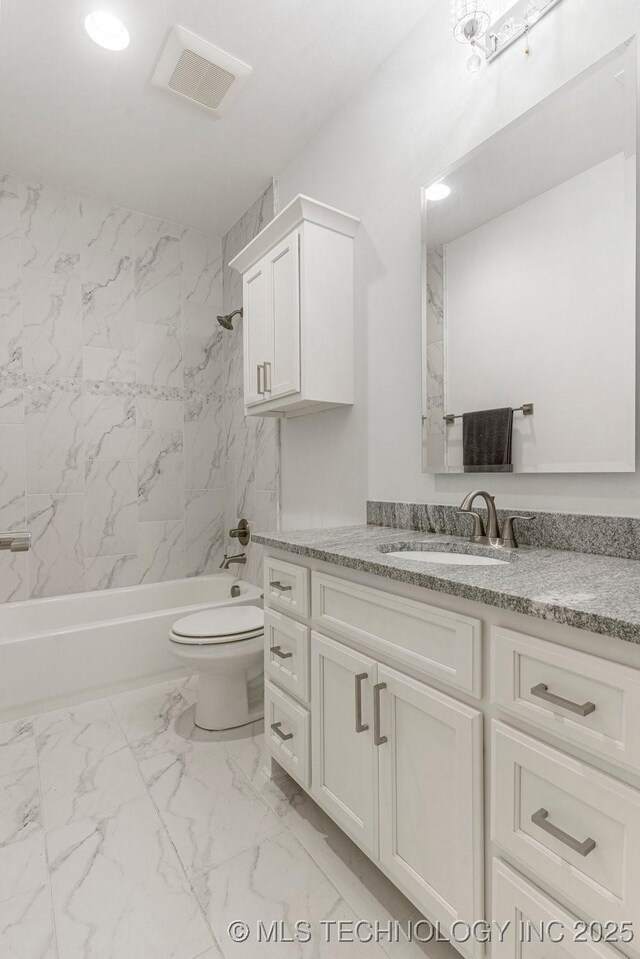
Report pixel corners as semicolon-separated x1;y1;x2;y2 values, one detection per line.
0;172;226;601
423;245;445;471
221;182;280;587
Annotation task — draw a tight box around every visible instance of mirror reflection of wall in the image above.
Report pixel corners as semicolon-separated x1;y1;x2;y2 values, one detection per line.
422;40;637;475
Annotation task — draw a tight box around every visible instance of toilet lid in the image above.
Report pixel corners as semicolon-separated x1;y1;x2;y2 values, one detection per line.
171;605;264;644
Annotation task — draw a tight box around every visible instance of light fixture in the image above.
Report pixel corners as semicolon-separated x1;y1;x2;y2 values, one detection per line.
467;46;482;72
451;0;564;72
450;0;490;72
524;1;542;24
426;182;451;202
84;11;130;51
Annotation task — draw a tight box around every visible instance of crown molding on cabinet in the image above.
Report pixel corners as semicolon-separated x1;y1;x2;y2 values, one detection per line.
229;193;360;274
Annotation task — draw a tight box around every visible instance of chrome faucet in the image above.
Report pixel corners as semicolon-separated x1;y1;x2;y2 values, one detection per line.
219;553;247;569
458;491;533;548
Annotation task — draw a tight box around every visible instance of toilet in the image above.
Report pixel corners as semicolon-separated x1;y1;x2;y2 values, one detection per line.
168;605;264;731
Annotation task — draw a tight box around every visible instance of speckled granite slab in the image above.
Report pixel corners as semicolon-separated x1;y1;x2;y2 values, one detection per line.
253;524;640;645
367;501;640;561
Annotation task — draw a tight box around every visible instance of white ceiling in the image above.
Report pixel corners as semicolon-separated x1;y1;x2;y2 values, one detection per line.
0;0;432;235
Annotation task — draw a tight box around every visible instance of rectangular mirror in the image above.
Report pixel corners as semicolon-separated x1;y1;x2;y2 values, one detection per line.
422;41;636;474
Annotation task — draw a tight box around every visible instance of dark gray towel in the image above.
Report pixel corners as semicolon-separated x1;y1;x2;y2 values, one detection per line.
462;407;514;473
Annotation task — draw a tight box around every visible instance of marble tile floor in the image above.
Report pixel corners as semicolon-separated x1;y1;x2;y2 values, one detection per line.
0;676;455;959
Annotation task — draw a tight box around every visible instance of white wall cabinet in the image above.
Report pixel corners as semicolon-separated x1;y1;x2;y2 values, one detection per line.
230;194;359;418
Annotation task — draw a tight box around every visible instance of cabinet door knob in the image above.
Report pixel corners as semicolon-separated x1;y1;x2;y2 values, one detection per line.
531;808;596;857
530;683;595;717
354;673;369;733
373;682;388;746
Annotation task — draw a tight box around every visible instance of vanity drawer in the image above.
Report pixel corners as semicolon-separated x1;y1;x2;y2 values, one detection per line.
492;859;623;959
264;679;310;788
264;609;310;704
491;722;640;930
264;557;310;619
491;626;640;772
312;571;482;696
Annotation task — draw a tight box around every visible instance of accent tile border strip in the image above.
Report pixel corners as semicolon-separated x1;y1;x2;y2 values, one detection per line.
367;500;640;560
0;369;220;404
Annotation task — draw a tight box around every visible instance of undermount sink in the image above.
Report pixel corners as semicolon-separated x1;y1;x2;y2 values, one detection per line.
381;546;509;567
386;550;507;566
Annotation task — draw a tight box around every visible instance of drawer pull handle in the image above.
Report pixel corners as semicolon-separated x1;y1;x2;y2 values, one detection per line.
531;808;596;857
373;682;387;746
530;683;596;717
270;580;292;592
271;721;294;742
355;673;369;733
270;645;293;660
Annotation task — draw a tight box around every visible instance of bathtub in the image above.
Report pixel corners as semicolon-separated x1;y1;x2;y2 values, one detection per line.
0;573;263;721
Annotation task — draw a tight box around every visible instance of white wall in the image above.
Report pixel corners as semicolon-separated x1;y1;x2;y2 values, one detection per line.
445;153;635;473
277;0;640;526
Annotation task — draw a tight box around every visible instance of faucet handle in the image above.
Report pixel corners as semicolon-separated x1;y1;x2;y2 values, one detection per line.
502;515;534;548
457;509;486;541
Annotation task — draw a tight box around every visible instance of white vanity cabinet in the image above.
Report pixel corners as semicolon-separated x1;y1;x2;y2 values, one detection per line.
262;550;640;959
229;194;359;418
263;561;486;959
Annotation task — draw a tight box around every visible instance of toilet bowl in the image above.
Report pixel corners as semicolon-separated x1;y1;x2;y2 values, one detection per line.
168;605;264;731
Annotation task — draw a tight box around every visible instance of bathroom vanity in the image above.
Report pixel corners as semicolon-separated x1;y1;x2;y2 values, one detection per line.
255;517;640;959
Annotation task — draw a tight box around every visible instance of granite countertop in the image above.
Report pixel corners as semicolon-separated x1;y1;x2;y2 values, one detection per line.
253;525;640;644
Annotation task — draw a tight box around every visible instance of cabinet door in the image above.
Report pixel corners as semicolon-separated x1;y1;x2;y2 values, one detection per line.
377;664;484;959
266;230;301;400
311;631;378;856
243;260;270;406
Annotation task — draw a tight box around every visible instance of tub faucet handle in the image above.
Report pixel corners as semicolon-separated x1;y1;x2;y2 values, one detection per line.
229;519;250;546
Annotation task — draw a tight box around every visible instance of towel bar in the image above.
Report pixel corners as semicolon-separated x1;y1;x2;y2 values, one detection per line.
441;403;534;426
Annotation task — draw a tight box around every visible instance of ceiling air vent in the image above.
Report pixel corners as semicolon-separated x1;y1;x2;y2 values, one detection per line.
152;26;252;116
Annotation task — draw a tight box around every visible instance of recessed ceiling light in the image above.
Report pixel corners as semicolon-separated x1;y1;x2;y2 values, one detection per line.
426;182;451;201
84;11;130;51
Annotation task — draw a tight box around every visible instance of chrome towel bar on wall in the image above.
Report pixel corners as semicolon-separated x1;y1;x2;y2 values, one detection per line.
441;403;534;426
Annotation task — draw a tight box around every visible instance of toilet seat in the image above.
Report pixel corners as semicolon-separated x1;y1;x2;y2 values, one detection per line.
170;605;264;645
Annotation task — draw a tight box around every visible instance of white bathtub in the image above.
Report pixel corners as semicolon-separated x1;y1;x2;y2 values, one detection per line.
0;574;263;721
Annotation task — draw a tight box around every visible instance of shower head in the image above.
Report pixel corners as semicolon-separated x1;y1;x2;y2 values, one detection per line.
217;308;243;331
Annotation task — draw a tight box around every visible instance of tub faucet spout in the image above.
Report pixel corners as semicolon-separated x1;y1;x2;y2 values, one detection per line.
220;553;247;569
